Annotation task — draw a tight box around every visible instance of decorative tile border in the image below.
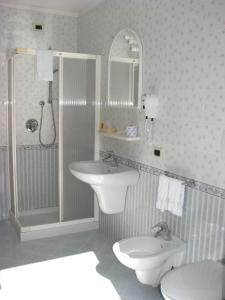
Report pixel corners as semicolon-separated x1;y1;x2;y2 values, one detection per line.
100;151;225;199
16;144;58;151
0;144;58;151
1;147;224;198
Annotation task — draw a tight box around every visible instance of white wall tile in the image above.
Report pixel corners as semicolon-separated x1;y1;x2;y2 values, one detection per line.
78;0;225;188
0;7;77;219
0;6;77;146
100;167;225;264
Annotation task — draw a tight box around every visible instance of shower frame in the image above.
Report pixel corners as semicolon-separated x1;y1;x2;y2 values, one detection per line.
8;48;101;240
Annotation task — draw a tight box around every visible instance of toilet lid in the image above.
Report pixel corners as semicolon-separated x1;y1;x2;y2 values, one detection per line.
161;260;224;300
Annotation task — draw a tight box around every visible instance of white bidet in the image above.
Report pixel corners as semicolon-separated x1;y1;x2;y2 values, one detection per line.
113;235;185;286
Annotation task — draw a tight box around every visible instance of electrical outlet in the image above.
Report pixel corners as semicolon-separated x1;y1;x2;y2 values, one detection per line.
33;24;44;31
154;146;162;158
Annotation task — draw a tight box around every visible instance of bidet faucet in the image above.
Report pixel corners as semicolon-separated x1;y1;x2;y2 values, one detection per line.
102;150;118;167
152;222;171;241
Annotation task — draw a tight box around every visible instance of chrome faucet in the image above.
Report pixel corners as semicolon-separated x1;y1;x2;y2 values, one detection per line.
152;222;171;241
102;150;118;167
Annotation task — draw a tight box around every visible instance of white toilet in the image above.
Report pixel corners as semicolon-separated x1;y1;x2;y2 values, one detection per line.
161;260;225;300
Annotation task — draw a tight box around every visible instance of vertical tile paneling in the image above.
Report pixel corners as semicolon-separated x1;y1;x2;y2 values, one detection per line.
16;146;58;212
186;188;194;263
0;145;59;220
196;191;204;261
100;169;225;264
217;198;225;259
0;148;10;220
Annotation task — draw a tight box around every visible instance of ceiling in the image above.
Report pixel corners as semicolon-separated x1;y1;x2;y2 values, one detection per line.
0;0;105;17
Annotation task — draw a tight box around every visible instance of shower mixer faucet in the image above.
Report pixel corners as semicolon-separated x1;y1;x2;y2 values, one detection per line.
102;150;118;167
152;222;171;241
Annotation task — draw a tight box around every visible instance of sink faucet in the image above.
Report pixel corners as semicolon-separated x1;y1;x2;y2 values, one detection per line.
152;222;171;241
102;150;118;167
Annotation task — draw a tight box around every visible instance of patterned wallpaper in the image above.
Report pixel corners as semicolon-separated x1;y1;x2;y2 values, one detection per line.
78;0;225;189
100;155;225;264
0;6;77;219
14;54;59;145
0;6;77;146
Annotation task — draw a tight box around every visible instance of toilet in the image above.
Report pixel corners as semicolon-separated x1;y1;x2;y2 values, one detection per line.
161;260;225;300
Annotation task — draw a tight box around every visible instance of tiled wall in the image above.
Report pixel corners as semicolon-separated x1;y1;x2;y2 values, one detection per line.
14;54;59;145
100;156;225;264
0;1;225;265
78;0;225;189
78;0;225;262
16;145;58;212
0;145;58;218
0;147;10;220
0;7;77;219
0;6;77;146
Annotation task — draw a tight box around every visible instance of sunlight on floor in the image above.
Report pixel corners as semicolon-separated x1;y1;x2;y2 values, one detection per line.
0;252;121;300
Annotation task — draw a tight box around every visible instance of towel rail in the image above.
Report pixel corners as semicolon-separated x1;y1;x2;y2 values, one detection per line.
164;171;196;188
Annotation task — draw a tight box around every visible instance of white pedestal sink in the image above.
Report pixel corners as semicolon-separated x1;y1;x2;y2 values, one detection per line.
69;160;139;214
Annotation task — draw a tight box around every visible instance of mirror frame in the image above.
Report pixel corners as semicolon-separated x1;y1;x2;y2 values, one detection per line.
108;28;143;109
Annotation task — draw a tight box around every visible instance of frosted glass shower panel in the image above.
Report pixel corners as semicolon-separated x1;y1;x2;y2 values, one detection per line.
8;58;16;215
62;58;96;221
14;54;59;224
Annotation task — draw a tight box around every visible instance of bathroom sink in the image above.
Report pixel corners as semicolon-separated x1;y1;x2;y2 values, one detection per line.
69;160;139;214
113;235;185;286
69;160;138;185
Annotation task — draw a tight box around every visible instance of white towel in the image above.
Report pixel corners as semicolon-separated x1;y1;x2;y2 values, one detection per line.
36;50;53;81
167;177;185;217
156;175;170;212
156;175;185;217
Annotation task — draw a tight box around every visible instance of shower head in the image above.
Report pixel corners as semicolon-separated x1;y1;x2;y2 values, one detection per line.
53;68;59;74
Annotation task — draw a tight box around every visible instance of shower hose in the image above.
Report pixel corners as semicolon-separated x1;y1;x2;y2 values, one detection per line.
39;101;56;148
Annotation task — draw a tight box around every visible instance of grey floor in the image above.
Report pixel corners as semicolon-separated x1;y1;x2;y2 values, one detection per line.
0;220;163;300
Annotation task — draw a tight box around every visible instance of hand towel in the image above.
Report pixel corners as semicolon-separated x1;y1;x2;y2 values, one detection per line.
167;177;185;217
156;175;170;212
36;50;53;81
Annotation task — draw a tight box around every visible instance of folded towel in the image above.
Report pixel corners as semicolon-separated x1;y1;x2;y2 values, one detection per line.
156;175;185;217
156;175;170;212
36;50;53;81
167;177;185;217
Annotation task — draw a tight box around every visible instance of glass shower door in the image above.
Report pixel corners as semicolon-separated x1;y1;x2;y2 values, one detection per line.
60;57;96;221
14;54;59;226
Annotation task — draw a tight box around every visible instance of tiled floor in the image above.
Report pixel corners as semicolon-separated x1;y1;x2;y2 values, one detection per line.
0;220;163;300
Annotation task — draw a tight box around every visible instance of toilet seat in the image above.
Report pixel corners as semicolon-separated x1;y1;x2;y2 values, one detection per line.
160;260;224;300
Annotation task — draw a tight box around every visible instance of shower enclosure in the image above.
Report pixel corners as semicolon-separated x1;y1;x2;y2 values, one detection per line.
8;48;101;240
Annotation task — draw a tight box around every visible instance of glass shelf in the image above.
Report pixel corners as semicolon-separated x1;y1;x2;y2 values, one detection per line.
99;132;140;141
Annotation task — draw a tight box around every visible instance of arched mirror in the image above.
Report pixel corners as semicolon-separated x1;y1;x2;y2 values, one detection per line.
108;28;142;108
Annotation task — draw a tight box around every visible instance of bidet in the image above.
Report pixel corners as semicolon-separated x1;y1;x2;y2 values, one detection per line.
113;235;185;286
152;222;171;241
